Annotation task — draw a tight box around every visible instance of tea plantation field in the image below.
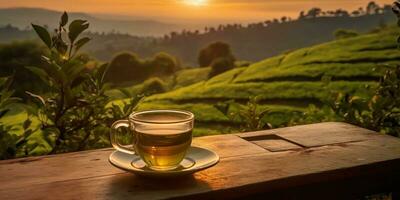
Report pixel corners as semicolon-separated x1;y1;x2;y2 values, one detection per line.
2;26;400;155
132;26;400;134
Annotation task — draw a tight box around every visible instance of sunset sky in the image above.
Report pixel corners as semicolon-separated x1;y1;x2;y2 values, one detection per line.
0;0;394;24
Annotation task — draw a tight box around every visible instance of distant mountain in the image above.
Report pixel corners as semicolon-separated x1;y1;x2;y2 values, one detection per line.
0;7;183;36
0;6;397;65
83;11;397;64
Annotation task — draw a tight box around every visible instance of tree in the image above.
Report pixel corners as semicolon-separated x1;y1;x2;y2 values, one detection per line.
366;1;380;15
150;52;180;77
209;57;235;78
106;52;146;84
307;8;322;18
334;9;350;17
198;41;235;67
298;11;306;19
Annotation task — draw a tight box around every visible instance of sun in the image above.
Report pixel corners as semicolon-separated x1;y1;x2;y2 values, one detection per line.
183;0;208;6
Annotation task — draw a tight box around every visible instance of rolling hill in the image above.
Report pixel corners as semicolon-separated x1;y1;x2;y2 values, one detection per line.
128;25;400;135
2;24;399;155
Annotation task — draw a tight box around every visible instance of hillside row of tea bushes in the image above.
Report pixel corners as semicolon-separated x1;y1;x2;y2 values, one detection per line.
128;26;400;135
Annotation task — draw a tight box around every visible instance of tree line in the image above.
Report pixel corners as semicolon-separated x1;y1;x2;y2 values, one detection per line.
0;1;395;65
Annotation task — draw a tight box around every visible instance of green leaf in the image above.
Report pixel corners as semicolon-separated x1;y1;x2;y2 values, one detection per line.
68;20;89;44
63;62;86;81
64;87;75;107
0;109;9;118
60;11;68;27
23;118;32;130
97;63;109;84
74;37;90;52
25;66;49;83
31;24;52;48
118;88;131;98
70;76;86;88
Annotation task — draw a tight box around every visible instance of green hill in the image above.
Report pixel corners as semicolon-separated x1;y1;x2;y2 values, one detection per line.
132;26;400;135
2;26;399;155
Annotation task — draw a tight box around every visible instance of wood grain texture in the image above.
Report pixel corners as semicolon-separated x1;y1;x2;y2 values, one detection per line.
251;139;303;152
0;122;399;200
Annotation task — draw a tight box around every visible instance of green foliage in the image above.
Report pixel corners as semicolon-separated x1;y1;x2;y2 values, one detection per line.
174;67;210;88
27;12;140;154
106;52;146;84
332;65;400;136
198;41;236;67
0;41;48;97
139;22;399;135
140;77;167;95
0;77;34;159
215;97;272;132
106;52;180;85
108;90;143;121
209;57;235;78
329;3;400;137
150;52;180;77
146;81;376;103
334;29;359;40
290;105;339;126
235;30;399;83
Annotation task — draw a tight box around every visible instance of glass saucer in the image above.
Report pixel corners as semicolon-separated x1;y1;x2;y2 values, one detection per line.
109;146;219;177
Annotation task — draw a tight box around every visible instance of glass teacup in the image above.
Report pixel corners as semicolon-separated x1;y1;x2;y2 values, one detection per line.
110;110;194;171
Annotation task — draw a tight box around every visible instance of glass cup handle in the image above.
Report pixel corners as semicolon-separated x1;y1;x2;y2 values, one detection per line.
110;120;135;154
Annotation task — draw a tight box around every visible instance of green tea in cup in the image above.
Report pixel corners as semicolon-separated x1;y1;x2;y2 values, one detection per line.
110;110;194;171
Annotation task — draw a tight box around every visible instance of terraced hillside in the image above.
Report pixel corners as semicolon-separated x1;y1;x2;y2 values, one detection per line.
135;27;400;135
2;26;400;156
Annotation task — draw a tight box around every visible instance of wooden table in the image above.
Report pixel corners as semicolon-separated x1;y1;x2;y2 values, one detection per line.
1;122;400;199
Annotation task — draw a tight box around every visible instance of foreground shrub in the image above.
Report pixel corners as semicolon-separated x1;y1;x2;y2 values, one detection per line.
331;3;400;137
27;12;139;154
332;65;400;136
215;97;273;132
0;77;34;159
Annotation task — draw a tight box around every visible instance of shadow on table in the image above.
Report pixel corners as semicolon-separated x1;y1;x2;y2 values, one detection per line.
107;173;213;198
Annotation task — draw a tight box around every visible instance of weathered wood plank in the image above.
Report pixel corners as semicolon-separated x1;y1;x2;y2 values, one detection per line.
0;134;265;191
0;122;399;200
1;136;399;200
191;134;267;157
238;122;375;148
251;139;303;152
275;122;375;147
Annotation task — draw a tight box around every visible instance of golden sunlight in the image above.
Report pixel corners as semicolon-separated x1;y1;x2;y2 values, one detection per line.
183;0;208;6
